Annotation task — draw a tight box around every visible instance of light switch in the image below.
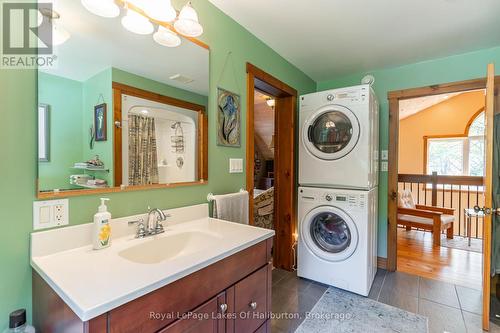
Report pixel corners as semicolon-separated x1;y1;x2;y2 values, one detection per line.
381;150;389;161
33;199;69;230
381;161;388;172
229;158;243;173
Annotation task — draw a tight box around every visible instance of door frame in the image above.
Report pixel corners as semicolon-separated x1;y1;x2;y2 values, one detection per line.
246;63;298;270
387;73;500;330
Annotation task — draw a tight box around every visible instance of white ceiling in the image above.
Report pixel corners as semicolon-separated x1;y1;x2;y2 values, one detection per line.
208;0;500;81
399;92;462;119
43;1;209;95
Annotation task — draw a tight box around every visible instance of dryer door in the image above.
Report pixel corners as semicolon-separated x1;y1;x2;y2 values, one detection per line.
301;206;359;262
302;105;360;160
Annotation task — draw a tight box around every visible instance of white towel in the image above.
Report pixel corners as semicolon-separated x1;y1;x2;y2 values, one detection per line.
213;191;249;224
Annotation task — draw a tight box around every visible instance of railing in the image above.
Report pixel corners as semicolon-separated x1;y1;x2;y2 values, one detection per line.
398;172;484;239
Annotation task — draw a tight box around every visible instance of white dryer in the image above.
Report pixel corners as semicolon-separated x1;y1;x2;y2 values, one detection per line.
297;186;378;296
299;84;379;190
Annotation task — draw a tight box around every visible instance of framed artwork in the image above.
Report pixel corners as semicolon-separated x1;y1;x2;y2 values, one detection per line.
217;88;241;147
38;104;50;162
94;103;107;141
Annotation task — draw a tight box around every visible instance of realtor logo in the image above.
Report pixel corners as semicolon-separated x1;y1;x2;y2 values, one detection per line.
1;2;56;68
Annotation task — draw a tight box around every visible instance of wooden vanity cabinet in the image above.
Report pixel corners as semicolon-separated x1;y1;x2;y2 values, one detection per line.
33;238;273;333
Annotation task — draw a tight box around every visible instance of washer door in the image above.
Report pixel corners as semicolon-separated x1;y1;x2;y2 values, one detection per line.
302;105;360;160
301;206;358;262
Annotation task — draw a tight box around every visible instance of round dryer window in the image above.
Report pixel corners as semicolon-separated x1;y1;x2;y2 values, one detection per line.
301;206;358;262
302;105;360;160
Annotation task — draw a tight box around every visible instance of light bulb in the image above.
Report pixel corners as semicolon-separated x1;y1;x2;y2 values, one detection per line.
52;22;70;45
121;9;154;35
145;0;177;22
174;1;203;37
81;0;120;18
153;26;181;47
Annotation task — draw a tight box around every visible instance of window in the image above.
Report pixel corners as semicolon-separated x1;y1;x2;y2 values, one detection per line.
426;112;485;176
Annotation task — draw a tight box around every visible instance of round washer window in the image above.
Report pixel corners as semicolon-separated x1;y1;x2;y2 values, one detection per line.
309;111;353;154
310;211;351;253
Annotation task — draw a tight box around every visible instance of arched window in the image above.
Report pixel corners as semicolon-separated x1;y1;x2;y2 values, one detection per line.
426;111;485;177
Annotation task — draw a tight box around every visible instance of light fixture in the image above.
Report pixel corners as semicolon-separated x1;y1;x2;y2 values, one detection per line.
266;97;275;109
145;0;177;22
153;26;181;47
81;0;120;18
174;1;203;37
40;8;70;46
121;8;154;35
52;22;71;45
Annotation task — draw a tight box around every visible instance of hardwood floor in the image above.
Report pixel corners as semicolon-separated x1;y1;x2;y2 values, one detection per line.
397;228;483;290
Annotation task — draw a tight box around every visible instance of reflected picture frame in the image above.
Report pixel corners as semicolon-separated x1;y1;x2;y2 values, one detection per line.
38;104;50;162
94;103;107;141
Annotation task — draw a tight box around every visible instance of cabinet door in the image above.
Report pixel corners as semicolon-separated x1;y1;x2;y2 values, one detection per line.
234;265;269;333
159;292;225;333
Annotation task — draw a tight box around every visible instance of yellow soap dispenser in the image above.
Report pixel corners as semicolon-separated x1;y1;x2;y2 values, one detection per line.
93;198;111;250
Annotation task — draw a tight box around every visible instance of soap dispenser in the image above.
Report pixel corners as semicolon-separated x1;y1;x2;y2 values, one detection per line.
93;198;111;250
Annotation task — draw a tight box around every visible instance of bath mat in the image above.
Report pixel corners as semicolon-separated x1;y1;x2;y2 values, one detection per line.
295;287;428;333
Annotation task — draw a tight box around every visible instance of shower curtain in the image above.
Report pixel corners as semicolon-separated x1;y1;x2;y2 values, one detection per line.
128;114;159;185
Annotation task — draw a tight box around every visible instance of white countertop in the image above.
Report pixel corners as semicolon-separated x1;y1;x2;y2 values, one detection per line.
30;205;274;321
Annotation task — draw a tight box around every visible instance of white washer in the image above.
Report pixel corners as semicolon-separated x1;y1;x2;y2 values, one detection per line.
297;186;378;296
299;84;379;190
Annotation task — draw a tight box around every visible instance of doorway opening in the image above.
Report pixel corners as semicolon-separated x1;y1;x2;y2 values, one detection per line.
386;69;498;330
246;63;297;271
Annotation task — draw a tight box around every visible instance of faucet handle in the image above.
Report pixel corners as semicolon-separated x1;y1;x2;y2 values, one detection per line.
128;219;146;238
155;221;165;234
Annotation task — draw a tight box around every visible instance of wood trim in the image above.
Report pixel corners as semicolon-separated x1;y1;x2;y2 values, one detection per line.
482;63;495;331
387;75;500;274
114;0;209;50
113;88;123;187
38;180;208;199
246;63;297;271
198;111;208;181
377;257;387;269
398;173;484;186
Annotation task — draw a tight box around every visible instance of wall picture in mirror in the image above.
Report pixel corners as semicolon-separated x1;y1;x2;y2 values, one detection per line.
37;0;208;197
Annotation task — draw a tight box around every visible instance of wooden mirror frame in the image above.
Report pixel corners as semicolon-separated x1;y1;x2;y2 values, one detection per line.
37;83;208;199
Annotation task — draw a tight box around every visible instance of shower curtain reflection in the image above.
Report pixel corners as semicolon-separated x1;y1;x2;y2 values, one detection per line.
128;114;159;185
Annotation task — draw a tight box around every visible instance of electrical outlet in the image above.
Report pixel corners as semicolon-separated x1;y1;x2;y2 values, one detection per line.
33;199;69;230
381;161;388;172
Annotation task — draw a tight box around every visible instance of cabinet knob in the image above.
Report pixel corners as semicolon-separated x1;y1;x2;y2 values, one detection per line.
219;303;228;313
249;301;257;310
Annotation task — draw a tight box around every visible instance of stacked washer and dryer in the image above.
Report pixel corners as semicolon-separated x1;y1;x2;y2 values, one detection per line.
297;84;379;296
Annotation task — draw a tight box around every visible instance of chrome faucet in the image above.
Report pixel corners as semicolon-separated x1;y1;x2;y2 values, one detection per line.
128;208;170;238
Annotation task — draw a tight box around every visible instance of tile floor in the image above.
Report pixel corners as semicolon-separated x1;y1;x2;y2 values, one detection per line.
271;268;500;333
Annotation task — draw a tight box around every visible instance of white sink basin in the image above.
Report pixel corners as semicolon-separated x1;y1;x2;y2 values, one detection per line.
118;231;222;264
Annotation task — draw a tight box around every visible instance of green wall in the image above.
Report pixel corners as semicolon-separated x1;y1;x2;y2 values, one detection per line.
317;45;500;257
0;0;315;328
82;68;114;186
38;73;84;191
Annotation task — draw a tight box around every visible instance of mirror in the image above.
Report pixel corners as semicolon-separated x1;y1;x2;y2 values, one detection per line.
37;1;208;197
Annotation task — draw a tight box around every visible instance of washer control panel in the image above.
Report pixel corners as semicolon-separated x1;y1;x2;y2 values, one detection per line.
322;192;367;208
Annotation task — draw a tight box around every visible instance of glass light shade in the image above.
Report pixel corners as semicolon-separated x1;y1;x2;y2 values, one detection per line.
153;26;181;47
145;0;177;22
173;2;203;37
266;98;275;108
81;0;120;18
121;9;154;35
52;22;70;45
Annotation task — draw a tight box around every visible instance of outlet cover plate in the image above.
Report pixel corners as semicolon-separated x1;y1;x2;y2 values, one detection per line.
33;199;69;230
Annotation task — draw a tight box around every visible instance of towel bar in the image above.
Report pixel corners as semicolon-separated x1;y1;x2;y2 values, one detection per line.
207;189;246;202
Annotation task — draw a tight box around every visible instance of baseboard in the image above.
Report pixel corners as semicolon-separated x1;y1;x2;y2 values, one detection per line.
377;257;387;269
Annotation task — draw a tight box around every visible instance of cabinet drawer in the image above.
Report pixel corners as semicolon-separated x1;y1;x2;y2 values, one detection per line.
234;265;269;333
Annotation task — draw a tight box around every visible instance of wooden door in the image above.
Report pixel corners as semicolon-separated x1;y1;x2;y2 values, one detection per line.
482;63;495;331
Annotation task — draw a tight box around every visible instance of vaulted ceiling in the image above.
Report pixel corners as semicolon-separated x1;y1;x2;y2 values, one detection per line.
208;0;500;81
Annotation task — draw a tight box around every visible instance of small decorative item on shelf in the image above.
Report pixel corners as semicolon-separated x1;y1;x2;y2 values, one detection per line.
217;88;241;147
